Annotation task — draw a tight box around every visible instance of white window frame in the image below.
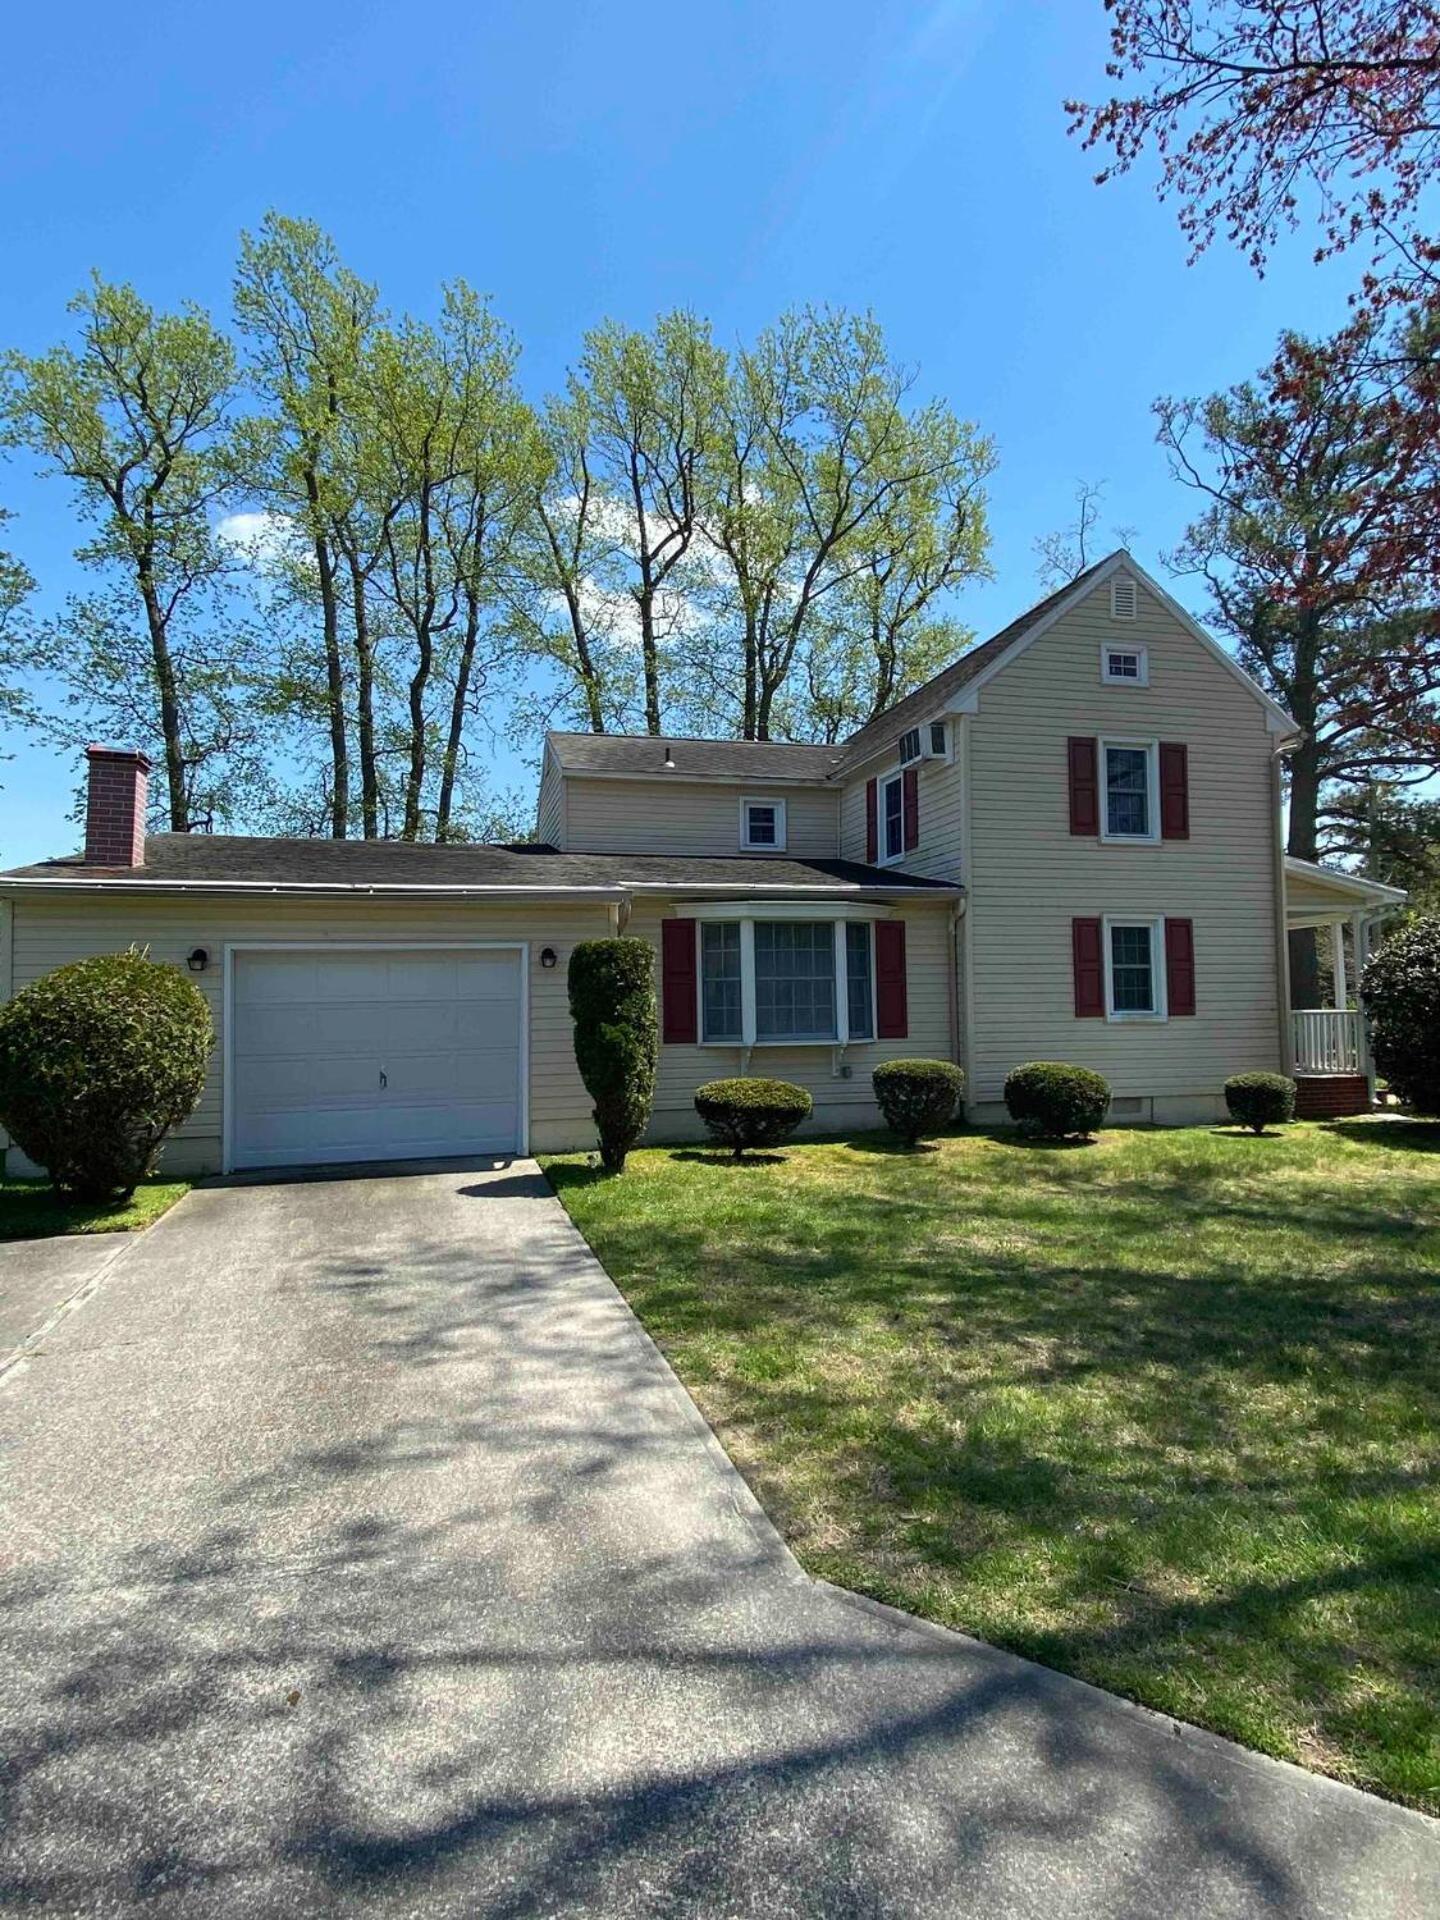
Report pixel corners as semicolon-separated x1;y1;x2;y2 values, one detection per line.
879;768;909;866
1098;737;1160;844
1101;642;1149;687
927;718;953;762
897;726;923;766
1102;915;1168;1023
739;795;787;852
690;902;886;1048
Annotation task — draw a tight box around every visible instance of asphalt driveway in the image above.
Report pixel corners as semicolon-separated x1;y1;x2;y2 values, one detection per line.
1;1162;1434;1917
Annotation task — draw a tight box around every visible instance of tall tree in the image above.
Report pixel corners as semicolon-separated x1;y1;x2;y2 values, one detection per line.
572;313;725;734
2;277;242;829
694;308;993;740
1158;320;1440;1001
0;509;36;740
234;214;380;836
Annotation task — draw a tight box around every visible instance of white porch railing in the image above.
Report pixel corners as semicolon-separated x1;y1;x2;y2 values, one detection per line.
1291;1008;1364;1075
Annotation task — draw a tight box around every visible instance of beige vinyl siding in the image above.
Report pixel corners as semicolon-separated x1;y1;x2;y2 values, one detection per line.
6;894;613;1168
965;574;1283;1117
838;752;964;883
1286;870;1365;916
536;757;566;847
562;777;840;856
628;897;956;1138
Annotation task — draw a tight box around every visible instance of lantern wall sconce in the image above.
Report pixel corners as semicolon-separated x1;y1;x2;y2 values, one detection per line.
539;947;558;970
187;948;209;973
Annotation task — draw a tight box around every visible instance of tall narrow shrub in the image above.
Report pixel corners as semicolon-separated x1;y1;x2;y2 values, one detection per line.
567;938;658;1172
1361;915;1440;1115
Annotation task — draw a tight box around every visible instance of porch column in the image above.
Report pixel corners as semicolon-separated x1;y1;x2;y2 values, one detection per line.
1354;910;1376;1103
1331;919;1347;1010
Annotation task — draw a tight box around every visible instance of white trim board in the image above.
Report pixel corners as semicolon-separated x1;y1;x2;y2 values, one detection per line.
221;940;530;1175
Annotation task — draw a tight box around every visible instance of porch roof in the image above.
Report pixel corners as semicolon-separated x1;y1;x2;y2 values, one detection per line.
1284;856;1407;929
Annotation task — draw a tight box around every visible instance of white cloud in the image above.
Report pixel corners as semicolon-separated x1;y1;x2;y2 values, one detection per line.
215;509;300;573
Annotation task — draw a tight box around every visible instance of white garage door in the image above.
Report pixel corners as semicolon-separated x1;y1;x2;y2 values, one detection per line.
230;947;524;1170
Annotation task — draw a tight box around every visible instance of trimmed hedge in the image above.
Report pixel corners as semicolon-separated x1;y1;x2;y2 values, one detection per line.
0;949;211;1201
568;938;658;1172
1361;914;1440;1115
694;1077;812;1157
1224;1071;1297;1134
1003;1061;1111;1141
872;1058;964;1146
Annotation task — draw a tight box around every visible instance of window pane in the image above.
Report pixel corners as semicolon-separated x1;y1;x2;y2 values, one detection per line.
701;922;742;1041
846;922;874;1038
745;804;777;846
1110;923;1155;1012
1105;746;1150;836
884;776;904;858
755;921;835;1040
1106;650;1140;679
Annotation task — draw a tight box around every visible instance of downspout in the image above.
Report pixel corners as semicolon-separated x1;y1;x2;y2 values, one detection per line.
956;713;978;1110
947;898;965;1078
1270;745;1295;1074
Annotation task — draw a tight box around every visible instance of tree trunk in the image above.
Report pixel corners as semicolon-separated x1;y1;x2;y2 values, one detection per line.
345;555;380;839
1285;736;1323;1009
137;565;188;831
638;590;661;734
305;472;348;837
436;592;480;840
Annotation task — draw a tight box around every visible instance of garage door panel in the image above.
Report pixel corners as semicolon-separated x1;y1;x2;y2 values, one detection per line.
230;947;523;1170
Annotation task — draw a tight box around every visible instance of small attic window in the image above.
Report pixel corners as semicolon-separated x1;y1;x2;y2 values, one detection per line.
897;726;923;765
1110;576;1138;621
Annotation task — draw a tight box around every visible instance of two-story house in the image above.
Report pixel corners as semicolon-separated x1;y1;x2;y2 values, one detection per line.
0;553;1405;1175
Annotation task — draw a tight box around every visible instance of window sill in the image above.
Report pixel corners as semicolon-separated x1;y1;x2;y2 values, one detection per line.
1106;1012;1168;1024
697;1036;874;1048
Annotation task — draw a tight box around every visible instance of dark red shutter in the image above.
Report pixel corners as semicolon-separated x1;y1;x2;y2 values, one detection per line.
661;918;697;1043
865;778;878;863
1068;737;1099;836
902;767;919;851
1072;916;1104;1017
1165;917;1196;1016
1159;742;1190;840
875;920;908;1038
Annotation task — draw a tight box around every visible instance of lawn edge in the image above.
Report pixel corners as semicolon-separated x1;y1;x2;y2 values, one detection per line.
541;1154;1440;1831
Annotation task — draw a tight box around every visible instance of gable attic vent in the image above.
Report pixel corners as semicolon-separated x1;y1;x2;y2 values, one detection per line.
1110;576;1138;621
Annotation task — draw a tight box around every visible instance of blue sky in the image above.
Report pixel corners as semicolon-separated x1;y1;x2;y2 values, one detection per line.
0;0;1358;862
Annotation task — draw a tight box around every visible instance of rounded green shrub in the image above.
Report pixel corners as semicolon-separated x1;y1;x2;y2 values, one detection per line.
694;1077;812;1157
0;949;212;1201
1361;915;1440;1115
568;938;658;1173
872;1058;964;1147
1224;1071;1297;1134
1003;1061;1111;1141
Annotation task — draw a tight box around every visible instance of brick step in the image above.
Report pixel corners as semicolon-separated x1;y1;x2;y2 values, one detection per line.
1294;1074;1371;1120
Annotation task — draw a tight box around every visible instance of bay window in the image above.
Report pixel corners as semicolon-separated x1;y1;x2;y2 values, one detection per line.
695;909;880;1045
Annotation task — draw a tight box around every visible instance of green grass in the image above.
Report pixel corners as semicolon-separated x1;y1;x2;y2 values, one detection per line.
0;1176;191;1242
543;1119;1440;1811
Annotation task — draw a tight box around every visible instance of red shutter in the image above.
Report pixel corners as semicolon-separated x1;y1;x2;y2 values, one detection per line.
1072;916;1104;1017
661;918;698;1043
1165;917;1196;1016
875;920;908;1038
1159;742;1190;840
1068;737;1099;836
865;778;878;863
902;767;919;851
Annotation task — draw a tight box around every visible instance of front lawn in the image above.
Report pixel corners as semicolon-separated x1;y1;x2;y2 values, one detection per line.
544;1121;1440;1811
0;1177;191;1242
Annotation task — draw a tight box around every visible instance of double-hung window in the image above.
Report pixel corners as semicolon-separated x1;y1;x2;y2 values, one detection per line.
1106;917;1166;1019
1101;740;1158;842
882;772;906;861
740;797;786;851
696;913;878;1045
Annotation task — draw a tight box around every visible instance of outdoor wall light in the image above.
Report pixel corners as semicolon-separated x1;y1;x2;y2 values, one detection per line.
186;947;209;973
539;947;558;970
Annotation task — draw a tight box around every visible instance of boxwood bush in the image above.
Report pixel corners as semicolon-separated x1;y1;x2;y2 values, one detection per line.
568;938;658;1172
1224;1071;1297;1134
1003;1061;1111;1141
0;948;212;1201
872;1058;964;1147
1361;914;1440;1115
694;1077;812;1157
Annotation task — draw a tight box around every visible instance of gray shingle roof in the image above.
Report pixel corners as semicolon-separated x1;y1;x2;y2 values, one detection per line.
0;835;957;895
548;733;844;782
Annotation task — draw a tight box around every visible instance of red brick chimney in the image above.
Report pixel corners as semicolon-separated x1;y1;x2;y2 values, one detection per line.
84;746;151;867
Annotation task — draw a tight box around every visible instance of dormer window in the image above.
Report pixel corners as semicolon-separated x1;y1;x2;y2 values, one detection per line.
929;720;948;758
1102;643;1148;686
897;726;923;765
740;796;787;851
